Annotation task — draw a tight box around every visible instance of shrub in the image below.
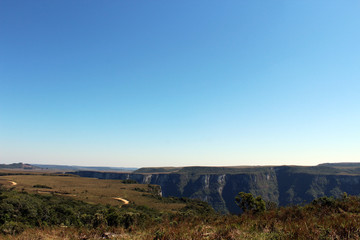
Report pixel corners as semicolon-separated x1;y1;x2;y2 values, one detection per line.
0;221;25;235
33;184;52;189
235;192;266;214
122;179;138;184
311;196;336;207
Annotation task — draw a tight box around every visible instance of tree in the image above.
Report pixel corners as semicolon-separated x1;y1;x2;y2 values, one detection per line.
235;192;266;214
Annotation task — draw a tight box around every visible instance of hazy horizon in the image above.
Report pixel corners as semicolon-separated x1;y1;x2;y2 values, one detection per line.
1;1;359;168
2;161;352;169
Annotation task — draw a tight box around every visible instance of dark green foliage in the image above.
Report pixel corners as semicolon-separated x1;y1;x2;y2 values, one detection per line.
133;185;161;196
32;184;52;189
0;187;217;235
265;200;278;210
179;199;215;217
0;221;25;235
0;188;162;234
133;187;147;192
0;173;33;176
311;195;336;207
122;179;138;184
235;192;266;213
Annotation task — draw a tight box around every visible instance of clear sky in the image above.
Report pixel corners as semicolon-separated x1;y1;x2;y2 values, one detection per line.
0;1;359;167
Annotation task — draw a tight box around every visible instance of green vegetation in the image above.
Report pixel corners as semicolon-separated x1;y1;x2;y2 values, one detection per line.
2;187;360;239
235;192;266;213
122;179;138;184
0;186;214;237
32;184;52;189
0;186;165;234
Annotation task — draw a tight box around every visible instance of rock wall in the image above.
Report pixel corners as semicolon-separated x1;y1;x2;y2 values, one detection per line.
71;167;360;214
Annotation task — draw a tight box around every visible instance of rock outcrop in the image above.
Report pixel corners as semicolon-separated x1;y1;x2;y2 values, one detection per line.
69;164;360;214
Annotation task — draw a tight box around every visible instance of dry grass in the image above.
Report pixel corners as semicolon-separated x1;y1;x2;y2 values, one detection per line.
0;222;268;240
0;172;185;212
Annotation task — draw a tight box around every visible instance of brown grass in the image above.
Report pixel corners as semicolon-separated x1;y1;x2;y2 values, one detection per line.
0;172;185;212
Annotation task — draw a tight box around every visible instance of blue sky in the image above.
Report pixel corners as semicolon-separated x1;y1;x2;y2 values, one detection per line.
1;0;359;167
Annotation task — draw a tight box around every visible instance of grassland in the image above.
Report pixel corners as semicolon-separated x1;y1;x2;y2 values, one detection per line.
0;171;185;212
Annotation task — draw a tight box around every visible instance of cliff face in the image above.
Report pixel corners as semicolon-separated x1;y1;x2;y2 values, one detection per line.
276;168;360;206
71;165;360;214
221;171;279;214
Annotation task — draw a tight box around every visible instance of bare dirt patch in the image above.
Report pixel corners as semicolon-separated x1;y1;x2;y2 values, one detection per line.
9;181;17;186
113;197;129;204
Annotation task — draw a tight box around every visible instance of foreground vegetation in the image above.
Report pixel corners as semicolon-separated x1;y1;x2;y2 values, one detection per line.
1;171;360;239
1;188;360;239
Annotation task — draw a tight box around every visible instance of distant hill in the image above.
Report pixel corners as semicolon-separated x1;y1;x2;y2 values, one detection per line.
134;164;360;175
0;162;38;170
31;164;137;172
0;163;137;172
134;167;182;173
319;162;360;168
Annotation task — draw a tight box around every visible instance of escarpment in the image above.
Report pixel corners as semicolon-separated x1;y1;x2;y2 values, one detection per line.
70;164;360;214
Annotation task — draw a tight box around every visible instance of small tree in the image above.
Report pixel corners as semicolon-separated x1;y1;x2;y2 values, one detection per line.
235;192;266;214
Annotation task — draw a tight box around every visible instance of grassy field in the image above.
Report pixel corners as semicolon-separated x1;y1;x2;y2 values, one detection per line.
0;171;185;212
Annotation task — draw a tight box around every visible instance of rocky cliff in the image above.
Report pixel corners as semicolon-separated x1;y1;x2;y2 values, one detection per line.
70;164;360;214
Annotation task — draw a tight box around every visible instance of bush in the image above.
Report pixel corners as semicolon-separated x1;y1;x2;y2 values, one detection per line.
122;179;138;184
0;221;25;235
312;196;336;207
33;184;52;189
235;192;266;214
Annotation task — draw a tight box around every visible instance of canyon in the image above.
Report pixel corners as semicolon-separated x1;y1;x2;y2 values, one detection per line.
70;163;360;214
